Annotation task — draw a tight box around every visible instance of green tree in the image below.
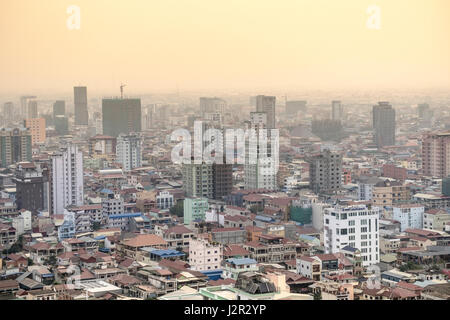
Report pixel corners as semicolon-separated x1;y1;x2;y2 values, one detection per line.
170;201;184;217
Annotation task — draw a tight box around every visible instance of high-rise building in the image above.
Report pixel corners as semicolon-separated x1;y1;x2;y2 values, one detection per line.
244;114;277;190
182;162;214;199
212;163;233;200
422;131;450;178
116;133;142;171
307;150;342;195
256;95;276;129
417;104;434;128
372;102;396;147
54;116;69;136
331;100;344;121
324;204;380;266
53;100;66;118
3;102;15;123
0;128;32;167
24;118;46;144
182;160;232;200
74;86;89;125
20;96;36;118
50;144;84;215
14;162;49;213
27;100;38;119
200;97;226;117
102;98;141;137
285;100;307;116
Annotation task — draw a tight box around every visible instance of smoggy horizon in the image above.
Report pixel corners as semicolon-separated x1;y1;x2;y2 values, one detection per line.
1;0;449;96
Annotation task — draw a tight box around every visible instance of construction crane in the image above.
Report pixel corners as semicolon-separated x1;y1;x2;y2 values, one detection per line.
120;83;126;99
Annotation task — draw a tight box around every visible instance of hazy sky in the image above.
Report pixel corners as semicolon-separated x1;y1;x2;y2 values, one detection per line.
1;0;449;96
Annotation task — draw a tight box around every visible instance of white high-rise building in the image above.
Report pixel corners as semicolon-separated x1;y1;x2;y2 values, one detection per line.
392;204;424;232
324;204;380;267
51;144;84;215
244;115;278;190
331;100;344;121
116;133;142;171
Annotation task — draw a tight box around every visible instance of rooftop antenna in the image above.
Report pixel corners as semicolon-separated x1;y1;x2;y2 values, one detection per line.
120;83;126;99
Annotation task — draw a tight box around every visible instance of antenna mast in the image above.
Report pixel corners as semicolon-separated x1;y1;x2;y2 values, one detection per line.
120;83;127;99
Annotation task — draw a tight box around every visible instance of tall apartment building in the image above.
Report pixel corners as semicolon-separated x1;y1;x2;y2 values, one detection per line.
418;104;434;128
50;144;84;215
331;100;344;121
27;100;38;119
54;116;69;136
324;205;380;266
116;133;142;171
392;204;424;232
53;100;65;118
0;128;32;168
199;97;226;117
182;162;213;199
373;102;396;147
183;198;209;225
212;163;233;200
3;102;14;123
244;112;278;190
74;86;89;125
102;98;141;137
20;96;36;118
14;162;49;213
422;131;450;178
256;95;276;129
307;150;342;195
189;238;223;272
182;161;232;200
24;118;46;144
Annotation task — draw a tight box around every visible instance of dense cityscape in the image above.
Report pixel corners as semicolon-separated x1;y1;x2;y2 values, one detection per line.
0;89;449;301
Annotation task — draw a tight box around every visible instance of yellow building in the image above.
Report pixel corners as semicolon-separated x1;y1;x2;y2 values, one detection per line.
372;180;410;206
24;118;46;144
